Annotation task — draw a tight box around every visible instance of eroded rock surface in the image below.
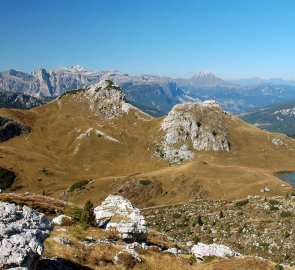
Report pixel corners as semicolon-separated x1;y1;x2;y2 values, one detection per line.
94;195;147;241
84;80;134;120
160;100;230;163
0;116;31;143
0;202;53;270
191;243;239;260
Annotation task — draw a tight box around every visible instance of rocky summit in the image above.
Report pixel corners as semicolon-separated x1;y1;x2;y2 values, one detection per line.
94;195;147;241
0;202;53;270
160;100;230;163
83;79;134;120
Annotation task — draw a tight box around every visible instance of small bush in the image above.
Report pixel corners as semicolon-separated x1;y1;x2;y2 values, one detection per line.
0;168;16;189
270;205;279;211
235;199;249;207
68;180;88;192
275;264;284;270
280;211;292;218
64;205;83;221
139;179;151;186
173;213;182;219
269;199;279;205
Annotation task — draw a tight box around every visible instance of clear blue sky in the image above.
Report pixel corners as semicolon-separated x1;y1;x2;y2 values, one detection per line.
1;0;295;79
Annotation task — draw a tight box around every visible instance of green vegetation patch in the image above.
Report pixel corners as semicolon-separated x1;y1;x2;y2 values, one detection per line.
235;199;249;207
68;180;89;192
139;179;152;186
0;168;16;189
280;211;292;218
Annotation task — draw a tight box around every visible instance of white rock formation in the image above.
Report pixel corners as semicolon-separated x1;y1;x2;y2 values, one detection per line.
160;101;230;163
52;215;74;226
191;243;240;261
0;202;53;270
94;195;147;241
84;80;134;119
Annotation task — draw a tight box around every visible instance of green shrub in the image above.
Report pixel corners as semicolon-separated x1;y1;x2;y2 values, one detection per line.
64;205;83;221
0;168;16;189
139;179;151;186
270;205;279;211
68;180;88;192
269;199;279;205
173;213;182;219
274;264;284;270
192;235;200;244
235;199;249;207
197;215;204;226
280;211;292;218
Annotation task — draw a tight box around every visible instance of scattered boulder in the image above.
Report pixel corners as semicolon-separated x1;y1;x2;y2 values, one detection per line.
191;243;240;261
0;116;31;143
94;195;147;241
160;101;230;163
0;202;53;270
52;215;74;226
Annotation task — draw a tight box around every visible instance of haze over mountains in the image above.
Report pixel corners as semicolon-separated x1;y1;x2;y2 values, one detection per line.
2;66;295;116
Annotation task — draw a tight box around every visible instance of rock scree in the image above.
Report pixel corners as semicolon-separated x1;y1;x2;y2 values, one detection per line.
0;202;53;270
160;100;230;163
94;195;147;242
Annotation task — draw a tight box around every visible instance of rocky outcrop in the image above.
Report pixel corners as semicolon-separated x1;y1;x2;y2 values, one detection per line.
94;195;147;241
83;79;134;120
0;116;31;143
191;243;240;261
0;202;53;269
159;101;230;163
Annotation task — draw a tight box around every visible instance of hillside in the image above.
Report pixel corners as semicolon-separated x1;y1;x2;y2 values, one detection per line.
0;80;295;208
240;101;295;137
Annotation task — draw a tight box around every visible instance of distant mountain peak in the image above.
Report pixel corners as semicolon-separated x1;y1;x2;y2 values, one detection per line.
193;71;216;79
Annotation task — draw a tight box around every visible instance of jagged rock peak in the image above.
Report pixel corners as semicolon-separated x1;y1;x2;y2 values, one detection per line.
0;202;53;269
84;79;135;120
193;70;216;79
94;195;147;241
159;100;231;163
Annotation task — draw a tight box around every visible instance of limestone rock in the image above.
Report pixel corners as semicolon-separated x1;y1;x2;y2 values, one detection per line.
82;79;134;120
0;202;53;270
52;215;74;226
160;101;230;163
191;243;239;260
94;195;147;241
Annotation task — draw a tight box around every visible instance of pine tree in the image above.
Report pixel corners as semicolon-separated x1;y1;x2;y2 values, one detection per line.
81;200;96;227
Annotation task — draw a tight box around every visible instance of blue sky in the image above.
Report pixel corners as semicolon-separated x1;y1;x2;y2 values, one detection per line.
1;0;295;79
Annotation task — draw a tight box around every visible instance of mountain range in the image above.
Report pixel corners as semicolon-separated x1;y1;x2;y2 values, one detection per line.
240;100;295;137
2;66;295;115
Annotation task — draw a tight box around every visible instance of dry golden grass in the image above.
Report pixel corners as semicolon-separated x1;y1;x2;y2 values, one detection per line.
0;93;294;208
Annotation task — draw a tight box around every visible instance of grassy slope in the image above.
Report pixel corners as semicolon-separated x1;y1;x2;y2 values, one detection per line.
0;93;294;207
